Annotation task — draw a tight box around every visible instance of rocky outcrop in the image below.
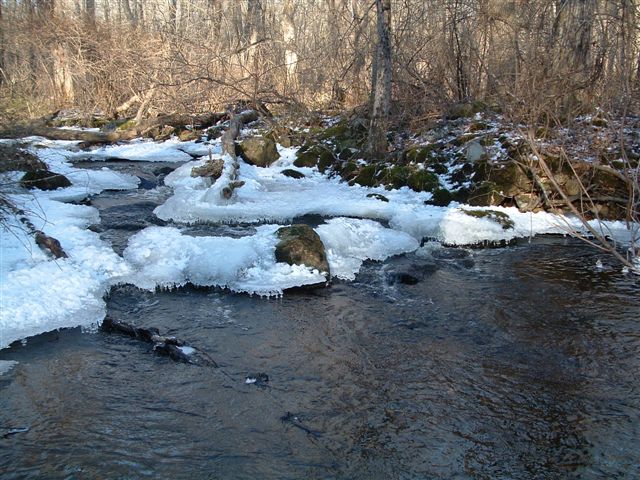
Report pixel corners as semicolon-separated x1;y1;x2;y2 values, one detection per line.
20;170;71;190
239;136;280;167
275;224;330;281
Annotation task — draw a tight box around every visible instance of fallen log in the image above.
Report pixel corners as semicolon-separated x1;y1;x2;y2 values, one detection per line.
101;317;218;367
0;112;228;146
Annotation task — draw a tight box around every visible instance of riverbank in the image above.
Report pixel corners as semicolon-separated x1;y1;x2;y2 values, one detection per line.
1;110;638;350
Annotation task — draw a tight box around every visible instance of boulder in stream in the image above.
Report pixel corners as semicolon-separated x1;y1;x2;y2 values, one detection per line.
239;136;280;167
20;170;71;190
275;224;330;282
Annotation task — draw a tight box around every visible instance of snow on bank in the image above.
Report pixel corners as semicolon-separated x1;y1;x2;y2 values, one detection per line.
0;196;130;350
153;150;635;247
73;137;219;162
17;139;141;201
154;152;432;223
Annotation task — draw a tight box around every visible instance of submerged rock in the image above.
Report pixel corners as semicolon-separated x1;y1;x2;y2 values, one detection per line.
20;170;72;190
101;317;217;367
275;224;330;281
245;373;269;386
239;136;280;167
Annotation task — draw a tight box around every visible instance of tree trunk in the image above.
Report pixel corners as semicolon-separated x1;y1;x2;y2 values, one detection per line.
282;0;297;90
220;109;259;199
367;0;392;161
0;1;4;86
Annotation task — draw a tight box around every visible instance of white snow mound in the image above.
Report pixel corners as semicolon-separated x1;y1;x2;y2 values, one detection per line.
0;196;130;350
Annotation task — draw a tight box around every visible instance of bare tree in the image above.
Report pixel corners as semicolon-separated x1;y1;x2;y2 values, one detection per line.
367;0;392;160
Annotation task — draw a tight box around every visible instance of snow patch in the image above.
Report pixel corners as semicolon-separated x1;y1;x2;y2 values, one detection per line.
121;225;325;296
0;196;130;350
317;218;420;280
0;361;18;376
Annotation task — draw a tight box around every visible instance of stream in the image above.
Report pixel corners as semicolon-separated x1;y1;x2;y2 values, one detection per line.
1;160;639;479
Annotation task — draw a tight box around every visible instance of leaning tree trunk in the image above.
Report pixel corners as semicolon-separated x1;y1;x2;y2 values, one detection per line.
219;109;259;199
367;0;392;161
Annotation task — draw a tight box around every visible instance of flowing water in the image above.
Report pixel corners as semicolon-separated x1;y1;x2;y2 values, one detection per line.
1;161;639;479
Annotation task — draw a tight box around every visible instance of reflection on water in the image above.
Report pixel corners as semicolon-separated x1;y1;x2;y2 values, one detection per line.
1;236;639;479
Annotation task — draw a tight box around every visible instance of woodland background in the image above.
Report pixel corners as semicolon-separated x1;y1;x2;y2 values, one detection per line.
0;0;638;126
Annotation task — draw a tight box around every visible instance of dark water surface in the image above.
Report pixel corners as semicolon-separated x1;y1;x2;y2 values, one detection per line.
1;162;639;479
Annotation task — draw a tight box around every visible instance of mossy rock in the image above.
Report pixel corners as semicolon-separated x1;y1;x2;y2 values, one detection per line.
206;125;225;141
294;148;320;168
20;170;72;190
351;164;379;187
450;166;471;185
294;145;331;168
317;120;365;152
487;161;532;196
591;117;608;128
467;181;505;206
407;170;439;192
366;193;389;202
480;135;495;147
430;163;449;175
275;225;330;279
461;209;514;230
404;146;433;163
191;159;224;179
155;126;176;142
447;101;486;119
318;151;334;173
178;129;200;142
468;122;489;133
281;169;305;179
318;121;350;141
116;119;137;131
339;161;359;180
0;144;47;173
453;187;470;203
428;188;454;207
239;136;280;167
385;165;412;189
338;148;354;161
